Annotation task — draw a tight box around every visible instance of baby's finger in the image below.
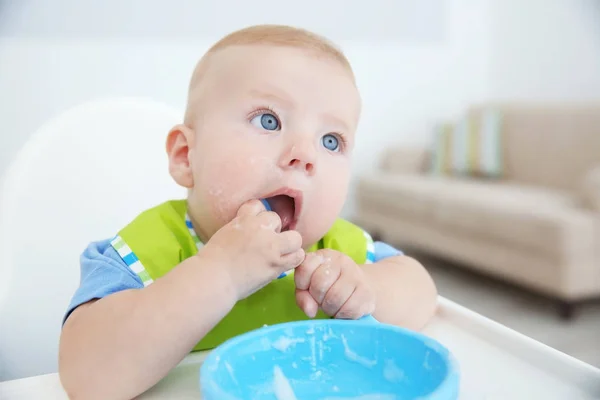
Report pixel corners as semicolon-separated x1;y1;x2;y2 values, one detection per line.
236;199;267;217
321;273;355;317
335;285;375;320
296;289;319;318
294;253;323;290
309;261;341;305
277;230;302;255
257;211;282;233
278;248;305;271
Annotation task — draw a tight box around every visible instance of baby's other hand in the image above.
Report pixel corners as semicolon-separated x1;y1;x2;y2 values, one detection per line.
294;249;375;319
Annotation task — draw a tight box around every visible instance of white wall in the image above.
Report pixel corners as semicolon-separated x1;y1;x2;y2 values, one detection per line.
489;0;600;101
0;0;445;42
345;1;492;216
0;0;492;219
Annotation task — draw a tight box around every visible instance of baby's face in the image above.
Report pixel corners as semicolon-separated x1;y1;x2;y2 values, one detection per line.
187;45;360;248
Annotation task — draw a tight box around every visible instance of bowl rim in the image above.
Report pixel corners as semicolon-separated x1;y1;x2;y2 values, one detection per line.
200;318;460;399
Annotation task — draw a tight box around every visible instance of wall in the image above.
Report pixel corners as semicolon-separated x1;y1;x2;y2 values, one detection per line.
489;0;600;101
0;0;491;219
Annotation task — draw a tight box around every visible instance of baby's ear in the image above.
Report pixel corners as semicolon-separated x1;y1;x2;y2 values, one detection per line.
166;124;194;188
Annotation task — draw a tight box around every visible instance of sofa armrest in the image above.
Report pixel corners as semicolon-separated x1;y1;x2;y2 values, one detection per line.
581;165;600;212
379;146;431;175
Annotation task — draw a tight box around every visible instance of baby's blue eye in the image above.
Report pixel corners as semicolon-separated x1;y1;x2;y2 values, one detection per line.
322;134;340;152
250;113;280;131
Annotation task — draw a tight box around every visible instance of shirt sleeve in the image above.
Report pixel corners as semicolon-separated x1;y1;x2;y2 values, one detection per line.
362;227;403;262
63;238;143;324
373;241;404;261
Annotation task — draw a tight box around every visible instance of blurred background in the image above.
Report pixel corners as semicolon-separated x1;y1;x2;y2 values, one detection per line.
0;0;599;376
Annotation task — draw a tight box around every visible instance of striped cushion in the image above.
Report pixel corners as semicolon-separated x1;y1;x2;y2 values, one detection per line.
431;122;453;175
430;109;503;178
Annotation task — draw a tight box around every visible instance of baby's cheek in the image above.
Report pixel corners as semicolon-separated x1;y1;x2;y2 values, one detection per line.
303;168;349;241
318;167;349;211
204;168;252;217
199;152;265;222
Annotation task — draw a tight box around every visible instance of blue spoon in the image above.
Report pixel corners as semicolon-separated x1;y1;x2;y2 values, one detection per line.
260;198;272;212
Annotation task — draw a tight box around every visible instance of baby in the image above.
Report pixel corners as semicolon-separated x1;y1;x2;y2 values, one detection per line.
58;24;438;399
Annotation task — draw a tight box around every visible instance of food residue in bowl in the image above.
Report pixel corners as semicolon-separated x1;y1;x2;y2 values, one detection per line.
341;334;377;368
272;336;306;352
273;365;297;400
272;365;397;400
383;359;405;383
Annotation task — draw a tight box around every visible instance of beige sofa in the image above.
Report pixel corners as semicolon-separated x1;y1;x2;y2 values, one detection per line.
354;104;600;318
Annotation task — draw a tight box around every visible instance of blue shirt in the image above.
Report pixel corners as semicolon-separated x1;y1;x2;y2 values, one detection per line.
64;238;402;323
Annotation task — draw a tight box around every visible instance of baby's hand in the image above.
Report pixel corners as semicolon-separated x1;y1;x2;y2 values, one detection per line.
294;250;376;319
203;199;305;301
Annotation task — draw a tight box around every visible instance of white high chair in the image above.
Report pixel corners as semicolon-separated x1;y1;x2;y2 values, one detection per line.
0;97;186;381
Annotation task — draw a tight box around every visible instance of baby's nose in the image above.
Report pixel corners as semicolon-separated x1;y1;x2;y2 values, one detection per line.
288;157;314;174
280;143;316;175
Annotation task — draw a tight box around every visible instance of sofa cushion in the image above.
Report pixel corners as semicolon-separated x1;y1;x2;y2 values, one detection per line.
467;104;600;192
357;173;591;256
581;165;600;212
357;173;444;218
380;146;430;175
430;108;503;178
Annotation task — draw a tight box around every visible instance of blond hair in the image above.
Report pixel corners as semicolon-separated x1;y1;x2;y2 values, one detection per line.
184;24;355;126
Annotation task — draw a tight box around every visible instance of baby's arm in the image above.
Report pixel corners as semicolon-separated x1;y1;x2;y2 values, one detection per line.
59;247;236;400
363;243;437;330
60;200;303;400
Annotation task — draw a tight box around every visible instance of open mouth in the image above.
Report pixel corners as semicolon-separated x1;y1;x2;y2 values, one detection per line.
263;190;301;231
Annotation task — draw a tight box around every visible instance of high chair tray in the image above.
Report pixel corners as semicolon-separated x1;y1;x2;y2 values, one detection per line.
423;297;600;399
1;297;599;399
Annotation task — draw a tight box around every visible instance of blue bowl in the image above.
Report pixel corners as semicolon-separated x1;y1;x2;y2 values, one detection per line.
200;316;459;399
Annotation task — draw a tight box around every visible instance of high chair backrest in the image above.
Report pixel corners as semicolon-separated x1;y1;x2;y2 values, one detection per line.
0;97;186;381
